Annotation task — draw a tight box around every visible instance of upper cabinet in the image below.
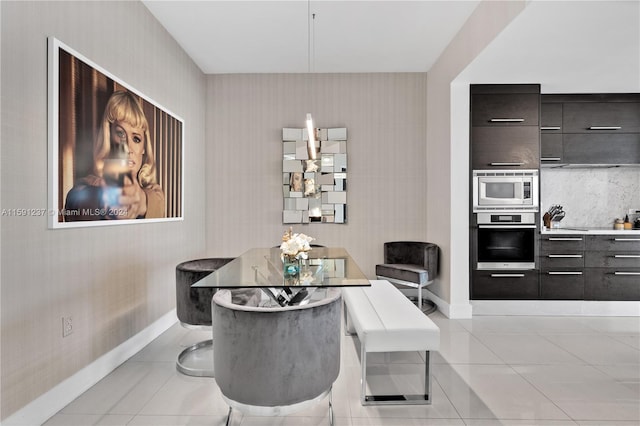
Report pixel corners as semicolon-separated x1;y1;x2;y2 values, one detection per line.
540;94;640;166
563;101;640;133
540;102;563;163
471;93;540;127
471;84;541;170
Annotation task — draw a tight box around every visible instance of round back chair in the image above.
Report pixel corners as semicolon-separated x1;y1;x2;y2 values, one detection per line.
175;257;234;376
212;288;341;424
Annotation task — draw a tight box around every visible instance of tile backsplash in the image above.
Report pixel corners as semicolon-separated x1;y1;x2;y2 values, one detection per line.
541;168;640;228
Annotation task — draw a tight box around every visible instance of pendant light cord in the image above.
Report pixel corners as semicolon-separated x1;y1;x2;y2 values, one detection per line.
307;0;311;73
312;13;315;73
307;0;315;73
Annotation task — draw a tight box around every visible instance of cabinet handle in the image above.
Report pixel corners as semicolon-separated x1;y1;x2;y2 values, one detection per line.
548;254;583;258
540;126;561;130
613;255;640;258
490;118;525;123
541;157;562;161
588;126;621;130
614;272;640;276
490;274;525;278
613;238;640;242
548;238;583;241
489;162;525;166
548;271;583;275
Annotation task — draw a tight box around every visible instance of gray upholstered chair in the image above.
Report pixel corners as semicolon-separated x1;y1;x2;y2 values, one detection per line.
212;288;341;425
375;241;439;314
175;257;234;377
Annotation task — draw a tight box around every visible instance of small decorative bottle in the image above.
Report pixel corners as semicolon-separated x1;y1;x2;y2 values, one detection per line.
283;254;300;281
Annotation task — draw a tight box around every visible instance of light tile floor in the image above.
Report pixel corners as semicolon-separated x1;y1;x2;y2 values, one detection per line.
44;311;640;426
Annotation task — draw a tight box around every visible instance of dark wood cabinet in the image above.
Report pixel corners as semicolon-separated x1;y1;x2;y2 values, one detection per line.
540;270;585;300
469;84;541;301
540;103;563;163
540;103;563;130
540;254;584;269
583;235;640;300
538;234;640;301
540;94;640;166
541;134;563;162
472;93;540;127
585;235;640;251
585;252;640;268
540;234;585;253
563;133;640;164
471;126;540;169
471;270;539;300
563;102;640;133
539;235;585;300
585;269;640;301
471;84;540;170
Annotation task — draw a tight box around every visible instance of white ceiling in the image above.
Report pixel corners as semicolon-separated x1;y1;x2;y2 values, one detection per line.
458;0;640;94
143;0;640;93
142;0;480;73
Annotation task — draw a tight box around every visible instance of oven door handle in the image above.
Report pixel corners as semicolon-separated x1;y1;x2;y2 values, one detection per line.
478;225;537;229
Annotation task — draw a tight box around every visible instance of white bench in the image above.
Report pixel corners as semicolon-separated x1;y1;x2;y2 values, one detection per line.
342;279;440;405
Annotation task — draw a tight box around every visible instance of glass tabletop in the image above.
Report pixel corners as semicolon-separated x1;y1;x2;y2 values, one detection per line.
193;247;370;289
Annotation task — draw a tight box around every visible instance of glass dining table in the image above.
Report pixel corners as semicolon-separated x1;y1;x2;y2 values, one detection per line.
192;247;370;306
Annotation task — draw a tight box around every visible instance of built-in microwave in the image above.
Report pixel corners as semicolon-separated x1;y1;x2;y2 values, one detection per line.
473;170;538;212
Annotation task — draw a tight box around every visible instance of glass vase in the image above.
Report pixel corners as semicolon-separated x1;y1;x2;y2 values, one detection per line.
283;254;300;281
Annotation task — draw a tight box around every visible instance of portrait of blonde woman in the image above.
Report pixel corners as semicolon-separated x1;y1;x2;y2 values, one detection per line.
64;90;165;221
51;41;183;227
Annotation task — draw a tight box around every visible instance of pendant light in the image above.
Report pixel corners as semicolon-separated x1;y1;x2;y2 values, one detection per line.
306;1;317;160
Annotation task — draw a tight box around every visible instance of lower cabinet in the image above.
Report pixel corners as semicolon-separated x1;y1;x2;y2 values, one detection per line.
539;234;585;300
540;270;585;299
585;269;640;300
584;235;640;300
471;270;539;300
471;234;640;301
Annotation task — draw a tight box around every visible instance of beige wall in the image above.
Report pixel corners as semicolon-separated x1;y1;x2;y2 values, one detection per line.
426;0;527;315
0;1;207;419
0;0;532;419
205;73;429;278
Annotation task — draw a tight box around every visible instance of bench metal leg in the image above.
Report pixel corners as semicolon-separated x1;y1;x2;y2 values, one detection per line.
328;386;334;426
361;349;432;406
224;406;232;426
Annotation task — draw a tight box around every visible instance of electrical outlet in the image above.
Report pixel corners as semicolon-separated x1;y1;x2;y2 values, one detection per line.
62;316;73;337
628;208;640;215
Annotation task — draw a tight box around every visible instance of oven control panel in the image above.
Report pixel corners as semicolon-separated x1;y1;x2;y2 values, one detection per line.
477;212;536;225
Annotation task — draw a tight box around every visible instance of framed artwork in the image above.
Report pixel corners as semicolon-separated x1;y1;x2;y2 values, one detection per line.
47;37;183;228
282;127;347;223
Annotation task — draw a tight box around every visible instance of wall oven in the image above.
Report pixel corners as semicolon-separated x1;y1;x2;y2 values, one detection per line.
473;170;538;212
476;212;536;270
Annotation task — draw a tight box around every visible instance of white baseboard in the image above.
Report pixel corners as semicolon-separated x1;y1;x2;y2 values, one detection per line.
422;288;473;319
472;300;640;316
398;287;473;319
397;285;640;317
1;309;178;426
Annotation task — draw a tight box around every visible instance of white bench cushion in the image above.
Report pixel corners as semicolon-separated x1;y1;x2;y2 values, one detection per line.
343;280;440;353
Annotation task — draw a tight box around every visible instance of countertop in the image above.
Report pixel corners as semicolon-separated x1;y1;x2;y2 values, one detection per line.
541;227;640;235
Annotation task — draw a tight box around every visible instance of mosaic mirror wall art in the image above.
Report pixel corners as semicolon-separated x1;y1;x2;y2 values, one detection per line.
282;127;347;224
